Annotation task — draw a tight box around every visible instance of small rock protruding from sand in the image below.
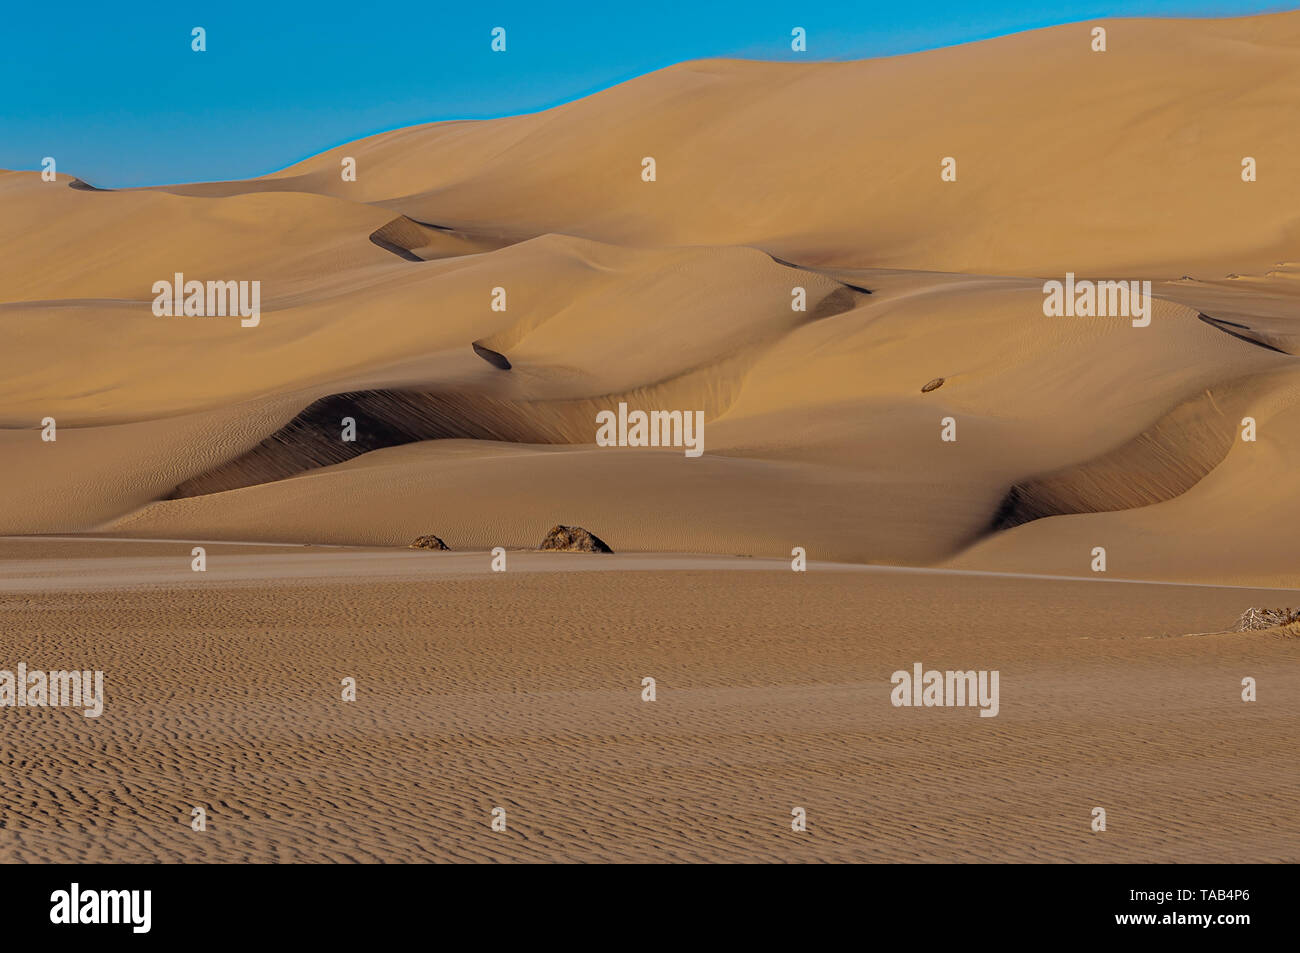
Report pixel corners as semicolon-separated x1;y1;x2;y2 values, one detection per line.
472;342;512;370
1235;607;1299;631
538;525;613;553
409;534;451;551
921;377;945;393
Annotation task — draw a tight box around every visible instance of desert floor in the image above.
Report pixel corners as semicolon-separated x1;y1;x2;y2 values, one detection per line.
1;538;1294;863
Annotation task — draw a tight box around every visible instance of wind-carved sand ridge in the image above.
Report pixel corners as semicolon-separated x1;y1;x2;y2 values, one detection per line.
368;214;515;261
1197;312;1293;355
989;383;1244;531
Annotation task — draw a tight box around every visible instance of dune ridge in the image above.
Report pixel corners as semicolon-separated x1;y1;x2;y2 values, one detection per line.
990;384;1242;530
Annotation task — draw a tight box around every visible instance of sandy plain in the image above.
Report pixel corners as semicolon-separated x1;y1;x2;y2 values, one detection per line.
0;540;1294;862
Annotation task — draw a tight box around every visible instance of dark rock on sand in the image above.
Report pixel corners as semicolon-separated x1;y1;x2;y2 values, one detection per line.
409;534;451;551
921;377;945;393
472;342;511;370
538;525;613;553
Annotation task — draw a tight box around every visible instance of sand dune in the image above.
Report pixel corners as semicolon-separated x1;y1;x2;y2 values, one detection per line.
138;15;1300;277
5;12;1300;582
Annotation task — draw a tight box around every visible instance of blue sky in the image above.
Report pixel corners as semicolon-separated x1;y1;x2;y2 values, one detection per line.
0;1;1289;187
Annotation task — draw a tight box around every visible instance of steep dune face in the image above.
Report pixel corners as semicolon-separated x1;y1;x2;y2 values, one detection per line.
989;388;1242;531
0;398;307;533
945;370;1300;586
4;13;1300;582
368;215;511;261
